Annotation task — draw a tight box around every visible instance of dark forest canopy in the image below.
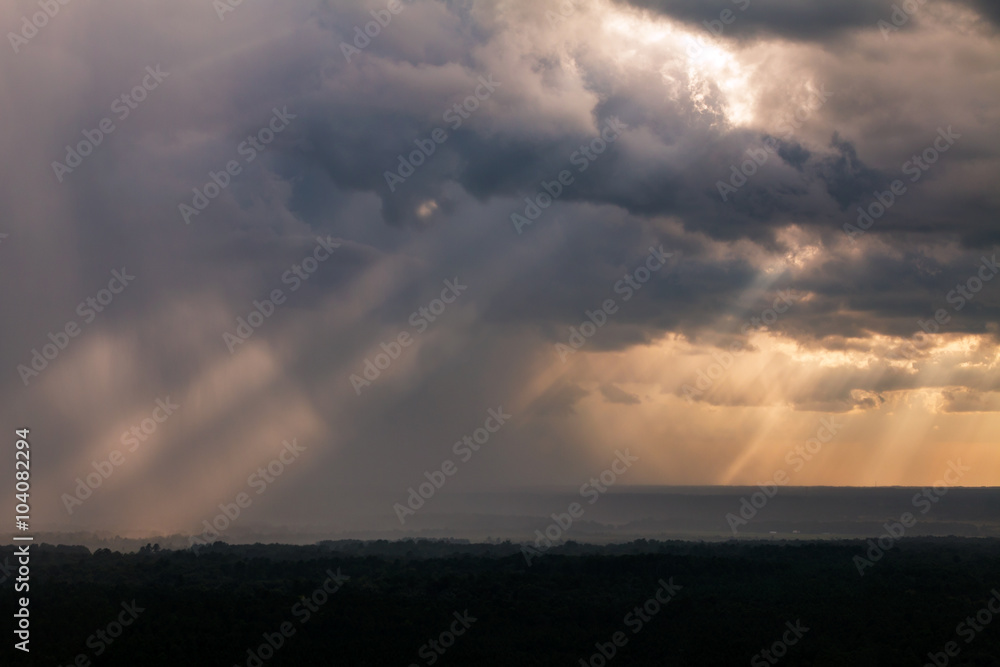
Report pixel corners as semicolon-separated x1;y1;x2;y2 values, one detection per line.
2;537;999;665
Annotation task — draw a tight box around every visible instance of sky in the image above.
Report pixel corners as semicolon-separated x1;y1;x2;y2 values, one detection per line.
1;0;998;536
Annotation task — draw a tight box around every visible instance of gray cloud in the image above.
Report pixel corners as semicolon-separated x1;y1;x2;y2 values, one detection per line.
1;0;998;532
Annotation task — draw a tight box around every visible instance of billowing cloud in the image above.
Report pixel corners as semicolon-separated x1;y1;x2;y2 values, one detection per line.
0;0;997;537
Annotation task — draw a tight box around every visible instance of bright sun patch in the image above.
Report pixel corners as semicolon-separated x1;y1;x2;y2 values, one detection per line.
602;9;758;127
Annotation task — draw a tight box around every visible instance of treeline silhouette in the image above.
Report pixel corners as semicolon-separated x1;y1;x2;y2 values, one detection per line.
1;537;998;665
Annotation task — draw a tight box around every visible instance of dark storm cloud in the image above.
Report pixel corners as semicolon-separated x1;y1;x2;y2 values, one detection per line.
1;0;998;531
618;0;1000;41
619;0;895;42
958;0;1000;27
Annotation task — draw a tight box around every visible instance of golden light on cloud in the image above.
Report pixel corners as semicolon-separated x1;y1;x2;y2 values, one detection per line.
6;0;1000;551
600;6;759;127
535;303;1000;486
416;199;438;219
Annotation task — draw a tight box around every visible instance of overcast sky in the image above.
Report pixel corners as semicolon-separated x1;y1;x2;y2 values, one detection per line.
1;0;998;535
